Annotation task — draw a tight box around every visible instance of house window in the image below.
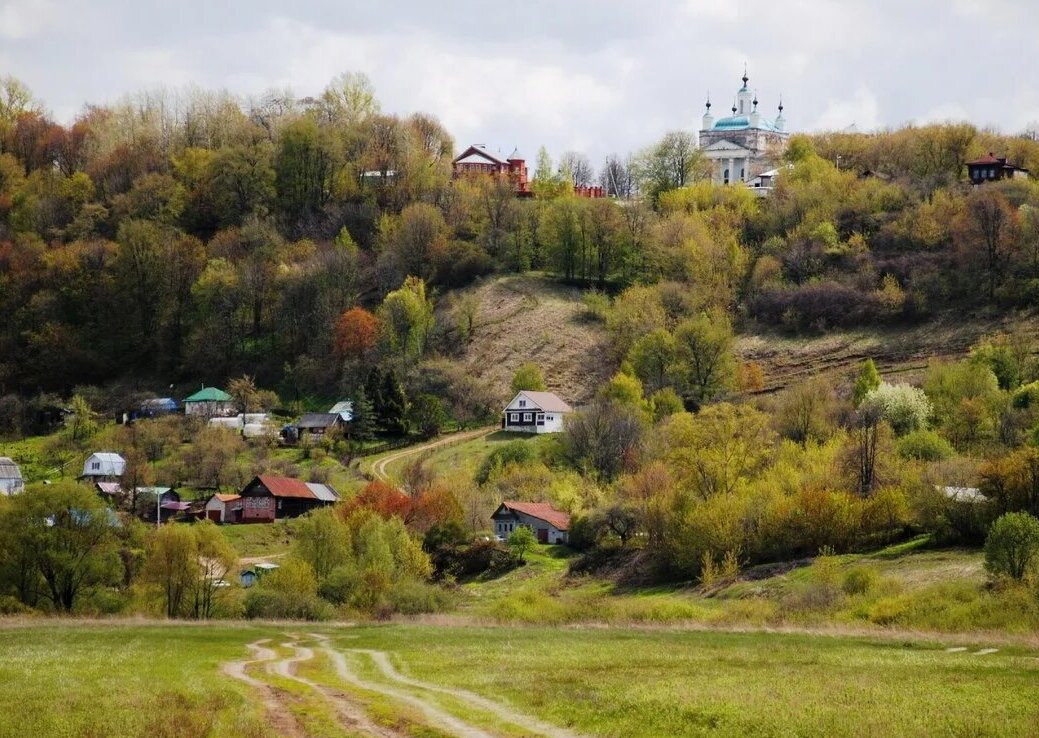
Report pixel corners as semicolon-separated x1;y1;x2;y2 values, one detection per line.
523;412;532;422
723;168;729;184
546;415;554;421
740;168;745;181
518;400;526;408
510;413;519;422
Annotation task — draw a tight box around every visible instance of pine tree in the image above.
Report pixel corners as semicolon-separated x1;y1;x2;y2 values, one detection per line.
381;369;409;436
350;387;375;442
365;367;385;431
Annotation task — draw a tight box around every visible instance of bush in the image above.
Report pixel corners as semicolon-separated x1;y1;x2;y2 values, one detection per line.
388;580;454;615
475;441;536;484
841;566;880;596
984;512;1039;581
0;595;33;615
243;589;334;621
861;383;931;436
896;429;955;461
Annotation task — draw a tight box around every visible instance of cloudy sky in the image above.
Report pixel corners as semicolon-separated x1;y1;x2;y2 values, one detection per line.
2;0;1037;163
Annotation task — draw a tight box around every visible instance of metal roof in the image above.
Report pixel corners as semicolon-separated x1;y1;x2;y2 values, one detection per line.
297;412;341;429
507;391;573;413
305;482;339;502
0;457;22;480
184;387;233;403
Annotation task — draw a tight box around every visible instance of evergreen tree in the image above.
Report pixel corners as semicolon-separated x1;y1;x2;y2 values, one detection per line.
350;387;375;442
365;367;385;431
381;368;409;436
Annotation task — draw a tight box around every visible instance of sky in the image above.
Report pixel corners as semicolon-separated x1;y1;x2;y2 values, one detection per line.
2;0;1038;164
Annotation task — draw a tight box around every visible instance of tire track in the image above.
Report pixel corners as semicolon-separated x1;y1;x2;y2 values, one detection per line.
370;427;495;483
269;638;404;738
222;639;306;738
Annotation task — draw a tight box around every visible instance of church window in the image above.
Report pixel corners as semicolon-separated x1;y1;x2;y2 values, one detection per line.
723;169;729;184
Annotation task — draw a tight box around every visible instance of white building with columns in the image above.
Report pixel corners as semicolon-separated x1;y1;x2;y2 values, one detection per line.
698;69;789;185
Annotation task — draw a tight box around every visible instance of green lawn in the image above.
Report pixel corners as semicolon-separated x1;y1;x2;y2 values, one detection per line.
5;621;1032;738
0;622;279;738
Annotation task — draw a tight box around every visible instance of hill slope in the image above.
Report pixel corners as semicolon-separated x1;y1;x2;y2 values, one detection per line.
443;275;615;404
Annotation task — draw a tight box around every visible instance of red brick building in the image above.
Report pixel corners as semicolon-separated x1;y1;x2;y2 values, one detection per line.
452;145;530;195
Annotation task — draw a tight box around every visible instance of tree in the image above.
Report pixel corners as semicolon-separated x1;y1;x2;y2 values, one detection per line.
776;377;837;444
564;400;643;480
321;71;380;125
672;311;735;407
558;151;594;188
275;118;333;221
190;521;237;619
956;188;1019;301
860;382;932;436
378;276;434;363
409;394;447;438
984;512;1039;581
635;131;705;201
7;482;121;612
142;524;197;617
380;369;409;436
334;306;380;361
508;525;537;563
294;508;351;580
628;329;677;393
853;359;881;406
349;387;376;442
511;362;546;394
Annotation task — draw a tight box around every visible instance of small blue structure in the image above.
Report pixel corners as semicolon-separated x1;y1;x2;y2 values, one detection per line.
239;570;258;588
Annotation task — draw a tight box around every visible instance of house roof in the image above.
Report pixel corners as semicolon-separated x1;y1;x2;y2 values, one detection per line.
184;387;233;403
498;501;571;531
141;397;178;410
297;412;341;429
0;457;22;480
213;493;241;503
507;391;573;413
453;144;508;166
96;482;124;496
967;153;1003;165
83;452;126;476
306;482;339;502
255;475;319;499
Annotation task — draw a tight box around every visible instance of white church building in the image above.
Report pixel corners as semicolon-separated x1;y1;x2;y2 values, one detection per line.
698;68;789;185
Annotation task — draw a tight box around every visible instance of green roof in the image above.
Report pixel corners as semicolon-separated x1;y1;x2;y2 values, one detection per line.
184;387;233;403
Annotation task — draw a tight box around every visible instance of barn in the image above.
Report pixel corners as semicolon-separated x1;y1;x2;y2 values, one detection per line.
238;475;339;523
491;501;571;544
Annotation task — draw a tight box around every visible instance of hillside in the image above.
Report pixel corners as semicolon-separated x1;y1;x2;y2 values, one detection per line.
738;308;1039;393
442;275;615;404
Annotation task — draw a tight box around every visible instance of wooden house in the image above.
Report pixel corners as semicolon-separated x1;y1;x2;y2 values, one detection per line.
295;412;344;437
491;501;571;544
501;391;572;434
967;153;1029;185
238;475;339;523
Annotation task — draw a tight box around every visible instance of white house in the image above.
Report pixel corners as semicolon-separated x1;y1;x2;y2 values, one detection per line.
0;457;24;495
491;501;571;544
501;391;572;434
82;452;126;480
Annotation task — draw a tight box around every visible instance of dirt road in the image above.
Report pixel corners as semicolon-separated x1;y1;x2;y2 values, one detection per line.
369;427;495;483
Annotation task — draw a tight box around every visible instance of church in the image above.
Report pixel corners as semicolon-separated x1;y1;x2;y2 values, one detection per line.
698;69;789;185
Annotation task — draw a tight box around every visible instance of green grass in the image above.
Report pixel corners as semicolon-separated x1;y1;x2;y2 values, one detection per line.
221;518;300;558
327;624;1039;738
5;621;1036;737
0;622;279;738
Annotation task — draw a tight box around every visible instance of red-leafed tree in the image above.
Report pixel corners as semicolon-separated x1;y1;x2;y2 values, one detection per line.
340;481;412;522
333;306;379;360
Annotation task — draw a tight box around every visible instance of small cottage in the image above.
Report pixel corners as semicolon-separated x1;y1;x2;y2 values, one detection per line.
183;387;236;418
491;501;571;544
204;493;243;523
967;153;1029;185
238;475;339;522
296;413;344;437
501;391;573;434
82;452;126;481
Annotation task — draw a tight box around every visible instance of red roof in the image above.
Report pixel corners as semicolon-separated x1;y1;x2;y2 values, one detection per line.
967;153;1002;165
214;493;240;502
256;475;317;499
500;501;571;531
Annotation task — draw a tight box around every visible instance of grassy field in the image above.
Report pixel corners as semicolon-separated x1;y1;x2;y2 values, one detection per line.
2;620;1036;738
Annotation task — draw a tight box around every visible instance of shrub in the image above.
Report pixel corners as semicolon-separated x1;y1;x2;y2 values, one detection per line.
388;580;454;615
0;595;33;615
475;441;536;485
984;512;1039;581
841;566;880;596
243;589;334;621
896;429;954;461
861;383;931;436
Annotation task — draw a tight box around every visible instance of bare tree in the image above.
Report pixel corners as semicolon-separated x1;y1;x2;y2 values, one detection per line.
558;150;595;188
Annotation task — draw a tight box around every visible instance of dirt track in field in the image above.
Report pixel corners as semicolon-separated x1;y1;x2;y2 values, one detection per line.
369;427;495;483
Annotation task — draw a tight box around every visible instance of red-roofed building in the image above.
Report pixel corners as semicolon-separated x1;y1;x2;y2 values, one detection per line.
966;153;1029;185
238;475;339;522
492;500;571;544
452;144;530;195
204;493;243;523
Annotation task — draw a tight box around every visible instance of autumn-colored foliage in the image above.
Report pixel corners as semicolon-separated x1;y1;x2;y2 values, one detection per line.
340;480;412;521
334;306;379;360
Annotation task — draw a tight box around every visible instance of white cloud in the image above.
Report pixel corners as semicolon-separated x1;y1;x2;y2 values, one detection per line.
0;0;55;39
812;87;880;132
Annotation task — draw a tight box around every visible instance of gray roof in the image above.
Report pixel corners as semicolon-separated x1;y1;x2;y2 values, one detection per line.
507;391;573;413
305;482;339;502
0;457;22;480
297;413;341;429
